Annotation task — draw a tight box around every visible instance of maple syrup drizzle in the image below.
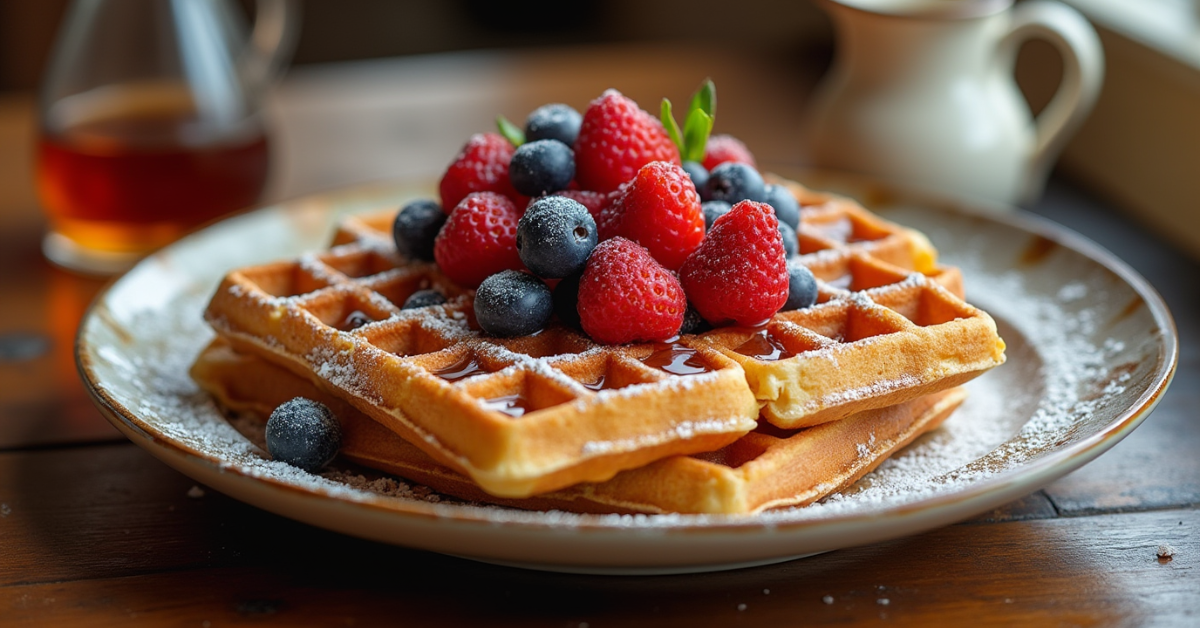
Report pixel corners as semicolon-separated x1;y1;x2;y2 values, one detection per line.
580;374;615;391
339;309;374;331
641;344;711;376
432;354;486;381
733;329;795;361
481;393;530;418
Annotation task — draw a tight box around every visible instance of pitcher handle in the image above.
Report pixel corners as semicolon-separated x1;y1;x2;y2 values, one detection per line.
241;0;301;96
1000;0;1104;202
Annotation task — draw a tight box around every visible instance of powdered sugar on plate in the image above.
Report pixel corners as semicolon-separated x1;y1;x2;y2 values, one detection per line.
80;199;1168;533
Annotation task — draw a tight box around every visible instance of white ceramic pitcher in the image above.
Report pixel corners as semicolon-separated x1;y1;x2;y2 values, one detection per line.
802;0;1104;206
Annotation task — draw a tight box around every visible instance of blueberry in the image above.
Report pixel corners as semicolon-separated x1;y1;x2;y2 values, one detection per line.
763;183;801;230
509;139;575;197
702;200;732;231
706;162;766;204
552;270;583;329
784;263;819;311
525;103;583;147
681;161;709;199
516;196;597;279
779;220;799;259
679;304;710;335
402;289;446;309
266;397;342;472
392;199;446;261
474;270;553;337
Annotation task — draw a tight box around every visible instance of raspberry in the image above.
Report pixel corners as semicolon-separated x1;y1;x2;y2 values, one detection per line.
577;237;686;344
679;201;788;326
574;89;680;193
598;161;704;271
702;134;756;171
548;189;613;222
439;133;523;211
433;192;525;288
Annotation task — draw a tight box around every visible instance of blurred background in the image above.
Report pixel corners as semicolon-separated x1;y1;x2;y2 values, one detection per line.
0;0;835;91
1;0;1198;256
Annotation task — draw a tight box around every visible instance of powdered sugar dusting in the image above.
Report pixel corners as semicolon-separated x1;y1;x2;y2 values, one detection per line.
81;204;1167;537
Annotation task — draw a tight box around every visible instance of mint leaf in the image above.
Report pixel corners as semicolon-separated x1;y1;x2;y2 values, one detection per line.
682;108;713;163
690;78;716;119
496;115;525;147
660;98;684;154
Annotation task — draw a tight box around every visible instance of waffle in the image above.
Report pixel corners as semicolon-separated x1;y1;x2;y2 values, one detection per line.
192;339;967;515
773;176;939;273
200;184;1004;497
205;245;761;498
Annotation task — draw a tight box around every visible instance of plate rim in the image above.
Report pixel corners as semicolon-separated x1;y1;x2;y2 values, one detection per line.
73;170;1179;552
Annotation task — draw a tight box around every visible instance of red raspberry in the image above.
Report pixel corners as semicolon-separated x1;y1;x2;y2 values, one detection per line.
544;189;614;222
578;237;686;344
679;201;788;326
702;134;757;171
439;133;523;211
574;89;681;194
433;192;525;288
598;161;704;271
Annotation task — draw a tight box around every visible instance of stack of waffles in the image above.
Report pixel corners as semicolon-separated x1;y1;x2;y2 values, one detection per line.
192;180;1006;514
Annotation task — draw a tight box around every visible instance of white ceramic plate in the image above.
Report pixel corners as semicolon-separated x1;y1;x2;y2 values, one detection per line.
77;172;1177;575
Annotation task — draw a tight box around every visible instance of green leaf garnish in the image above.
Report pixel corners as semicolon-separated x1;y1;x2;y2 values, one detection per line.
682;108;713;163
660;79;717;163
690;78;716;120
661;98;684;154
496;115;525;147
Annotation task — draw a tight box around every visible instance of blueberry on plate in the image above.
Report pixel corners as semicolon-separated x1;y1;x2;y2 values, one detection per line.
266;397;342;472
509;139;575;197
702;200;732;231
681;161;709;199
474;270;553;337
524;103;583;147
392;199;446;261
784;262;819;311
402;289;446;309
763;183;801;230
706;162;766;204
779;220;799;259
516;196;597;279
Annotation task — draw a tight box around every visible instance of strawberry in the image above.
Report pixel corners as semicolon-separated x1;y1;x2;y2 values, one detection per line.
577;237;686;344
679;200;788;326
702;134;756;171
574;89;680;193
598;161;704;271
433;192;525;288
439;133;524;211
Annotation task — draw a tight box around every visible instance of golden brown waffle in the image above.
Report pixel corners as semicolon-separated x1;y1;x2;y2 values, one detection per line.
703;249;996;429
204;244;761;498
773;176;939;273
192;339;967;515
201;185;1003;497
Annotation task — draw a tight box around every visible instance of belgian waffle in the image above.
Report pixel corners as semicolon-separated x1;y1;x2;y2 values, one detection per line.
205;242;761;498
200;185;1004;497
192;339;967;515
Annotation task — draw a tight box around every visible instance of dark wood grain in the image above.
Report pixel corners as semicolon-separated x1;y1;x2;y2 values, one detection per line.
2;441;1195;626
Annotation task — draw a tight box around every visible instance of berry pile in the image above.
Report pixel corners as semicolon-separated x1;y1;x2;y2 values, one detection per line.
391;82;820;344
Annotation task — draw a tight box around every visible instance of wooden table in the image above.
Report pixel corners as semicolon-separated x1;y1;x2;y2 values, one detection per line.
2;44;1196;626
